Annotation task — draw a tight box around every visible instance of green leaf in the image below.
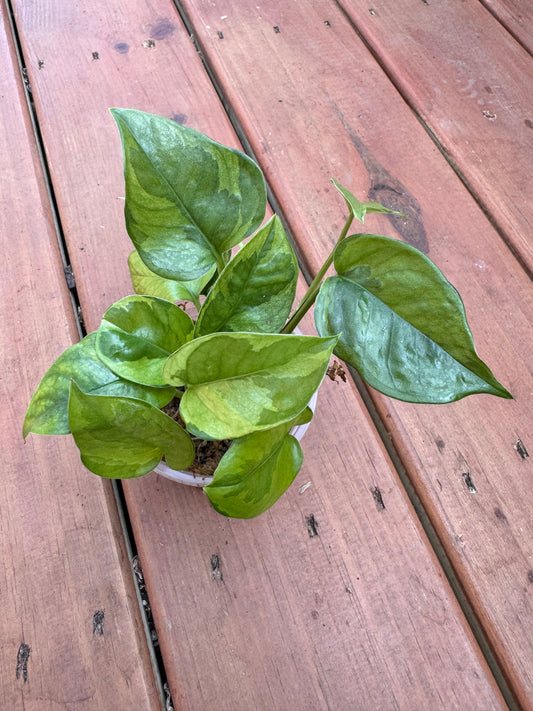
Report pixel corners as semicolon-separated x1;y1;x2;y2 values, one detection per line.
96;295;194;386
23;332;175;437
291;406;314;428
163;332;337;439
128;249;215;308
332;179;402;223
111;108;267;281
314;234;511;402
205;419;303;518
68;382;194;478
195;216;298;336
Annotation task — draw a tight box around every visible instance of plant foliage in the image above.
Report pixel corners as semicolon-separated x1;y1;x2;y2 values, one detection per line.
24;109;510;518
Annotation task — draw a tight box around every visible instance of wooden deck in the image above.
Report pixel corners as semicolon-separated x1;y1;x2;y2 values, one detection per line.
2;0;532;709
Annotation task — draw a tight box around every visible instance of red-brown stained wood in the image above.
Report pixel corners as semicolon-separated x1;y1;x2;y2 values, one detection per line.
0;6;161;711
9;0;243;329
480;0;533;53
167;1;533;707
336;0;533;274
129;369;508;711
8;0;512;709
127;285;508;711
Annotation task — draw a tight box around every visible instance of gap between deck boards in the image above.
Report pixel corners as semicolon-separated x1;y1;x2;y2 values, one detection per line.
169;2;521;707
329;0;533;280
7;0;524;705
4;1;169;706
3;0;85;338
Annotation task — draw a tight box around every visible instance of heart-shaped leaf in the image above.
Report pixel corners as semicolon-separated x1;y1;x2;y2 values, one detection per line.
195;216;298;336
96;295;194;386
68;382;194;478
163;332;337;439
111;108;267;281
205;419;304;518
315;234;511;402
23;332;175;437
128;250;215;309
332;179;402;223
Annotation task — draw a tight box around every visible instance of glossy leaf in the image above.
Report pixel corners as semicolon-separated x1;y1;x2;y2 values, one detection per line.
23;332;175;437
205;419;304;518
111;108;267;281
68;382;194;478
128;249;215;308
96;295;194;386
195;216;298;336
332;179;402;223
163;332;337;439
315;234;511;402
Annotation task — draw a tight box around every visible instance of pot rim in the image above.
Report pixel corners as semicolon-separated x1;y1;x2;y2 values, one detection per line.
154;389;318;487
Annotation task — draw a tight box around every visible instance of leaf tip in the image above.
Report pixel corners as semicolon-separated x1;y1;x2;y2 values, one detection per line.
494;383;513;400
109;107;123;123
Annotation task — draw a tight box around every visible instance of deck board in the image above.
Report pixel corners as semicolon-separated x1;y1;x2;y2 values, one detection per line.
480;0;533;53
6;0;516;708
337;0;533;274
127;299;506;711
0;6;161;710
172;0;533;707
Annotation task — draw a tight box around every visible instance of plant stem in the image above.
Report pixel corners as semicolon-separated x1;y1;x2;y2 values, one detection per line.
191;294;202;312
281;211;354;334
215;251;227;274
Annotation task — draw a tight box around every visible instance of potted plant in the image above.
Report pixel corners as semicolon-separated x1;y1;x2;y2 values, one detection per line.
23;109;511;518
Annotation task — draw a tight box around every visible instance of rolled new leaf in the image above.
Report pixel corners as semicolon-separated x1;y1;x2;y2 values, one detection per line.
205;412;310;518
111;108;267;281
68;382;194;478
96;295;194;386
163;332;337;439
331;179;402;223
315;234;511;403
195;216;298;336
23;332;175;437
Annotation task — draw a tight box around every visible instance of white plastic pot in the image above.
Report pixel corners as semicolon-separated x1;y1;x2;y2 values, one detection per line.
154;389;318;487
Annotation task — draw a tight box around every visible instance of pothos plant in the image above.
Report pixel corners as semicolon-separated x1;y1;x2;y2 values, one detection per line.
23;109;511;518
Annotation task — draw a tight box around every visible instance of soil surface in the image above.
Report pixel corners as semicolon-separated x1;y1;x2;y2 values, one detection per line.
162;397;231;475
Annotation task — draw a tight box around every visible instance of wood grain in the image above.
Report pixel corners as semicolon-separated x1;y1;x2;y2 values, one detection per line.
128;288;507;711
9;0;243;330
0;6;161;710
337;0;533;274
480;0;533;53
169;0;533;707
8;0;512;708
